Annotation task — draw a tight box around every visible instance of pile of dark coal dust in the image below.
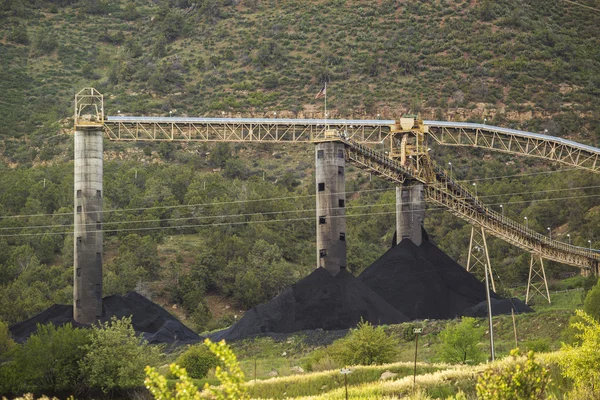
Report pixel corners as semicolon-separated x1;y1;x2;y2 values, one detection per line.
211;267;408;342
9;292;200;345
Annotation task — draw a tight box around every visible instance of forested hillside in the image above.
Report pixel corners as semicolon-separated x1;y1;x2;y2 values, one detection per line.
1;0;600;330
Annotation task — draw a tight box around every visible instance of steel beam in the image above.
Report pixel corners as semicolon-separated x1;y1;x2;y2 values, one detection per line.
526;254;551;304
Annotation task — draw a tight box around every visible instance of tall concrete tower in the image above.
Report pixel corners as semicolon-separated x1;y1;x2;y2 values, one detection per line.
396;183;425;245
73;89;104;324
315;141;347;275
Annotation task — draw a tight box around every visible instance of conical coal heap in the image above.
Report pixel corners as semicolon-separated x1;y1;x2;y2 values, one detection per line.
212;267;408;341
358;238;501;320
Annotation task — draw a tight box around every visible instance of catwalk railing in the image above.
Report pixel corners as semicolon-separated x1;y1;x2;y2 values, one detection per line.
104;117;600;173
342;137;600;271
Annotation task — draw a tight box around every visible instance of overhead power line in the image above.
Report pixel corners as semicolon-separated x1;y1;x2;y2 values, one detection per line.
2;185;600;232
0;166;589;221
2;192;600;238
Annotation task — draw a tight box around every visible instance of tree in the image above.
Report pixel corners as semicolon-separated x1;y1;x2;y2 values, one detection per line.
80;316;162;393
210;143;232;168
330;320;398;366
0;320;15;360
5;323;90;394
477;349;550;400
558;310;600;395
8;24;29;45
438;317;485;364
34;28;58;54
584;278;600;320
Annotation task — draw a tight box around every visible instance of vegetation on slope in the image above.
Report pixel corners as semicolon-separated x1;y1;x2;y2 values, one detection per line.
1;0;600;332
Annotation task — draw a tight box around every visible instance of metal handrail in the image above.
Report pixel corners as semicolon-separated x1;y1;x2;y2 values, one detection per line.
342;136;600;265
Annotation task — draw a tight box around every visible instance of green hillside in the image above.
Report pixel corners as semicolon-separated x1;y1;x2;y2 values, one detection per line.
1;0;600;328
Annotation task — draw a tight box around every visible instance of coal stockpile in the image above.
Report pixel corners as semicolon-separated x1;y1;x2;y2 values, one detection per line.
461;298;533;317
9;292;200;345
358;238;502;320
211;267;409;342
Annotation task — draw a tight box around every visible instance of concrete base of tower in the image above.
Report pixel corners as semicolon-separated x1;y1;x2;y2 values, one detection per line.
396;183;425;246
315;142;347;275
73;127;103;324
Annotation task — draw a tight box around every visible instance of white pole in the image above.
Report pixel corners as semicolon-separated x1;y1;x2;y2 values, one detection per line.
324;81;328;129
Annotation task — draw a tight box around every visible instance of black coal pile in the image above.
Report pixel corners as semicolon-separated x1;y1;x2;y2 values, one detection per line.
211;267;408;342
9;292;200;345
461;298;533;317
358;238;504;320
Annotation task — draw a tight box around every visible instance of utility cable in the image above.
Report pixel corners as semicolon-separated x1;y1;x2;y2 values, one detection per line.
3;190;600;232
0;164;589;220
3;193;600;238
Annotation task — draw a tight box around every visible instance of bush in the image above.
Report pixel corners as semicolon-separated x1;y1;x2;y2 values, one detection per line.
330;320;398;366
583;278;600;320
476;349;550;400
8;24;29;45
3;323;91;394
523;338;551;353
557;310;600;394
175;343;220;379
0;320;15;360
34;28;58;54
438;317;485;364
80;316;162;393
145;339;248;400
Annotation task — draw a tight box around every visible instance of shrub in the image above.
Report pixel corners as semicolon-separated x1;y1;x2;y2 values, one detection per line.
175;343;220;379
0;320;15;359
203;339;248;400
557;310;600;394
438;317;485;364
3;323;91;394
523;338;551;353
583;278;600;320
79;316;162;393
34;29;58;54
476;349;550;400
8;24;29;45
330;320;398;366
145;339;248;400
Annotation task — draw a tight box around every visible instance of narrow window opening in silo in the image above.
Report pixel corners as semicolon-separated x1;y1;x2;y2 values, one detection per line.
96;221;101;230
340;232;346;241
338;166;344;176
77;237;82;245
339;199;345;208
76;190;82;198
319;249;327;258
77;206;82;213
76;300;81;309
319;216;326;224
337;149;344;158
76;268;81;277
317;150;324;159
96;190;102;199
318;182;325;192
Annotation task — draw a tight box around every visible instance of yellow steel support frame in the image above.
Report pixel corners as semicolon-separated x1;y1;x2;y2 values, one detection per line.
104;121;389;143
342;137;600;272
428;126;600;173
466;225;496;292
526;254;551;305
74;88;104;127
78;87;600;275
